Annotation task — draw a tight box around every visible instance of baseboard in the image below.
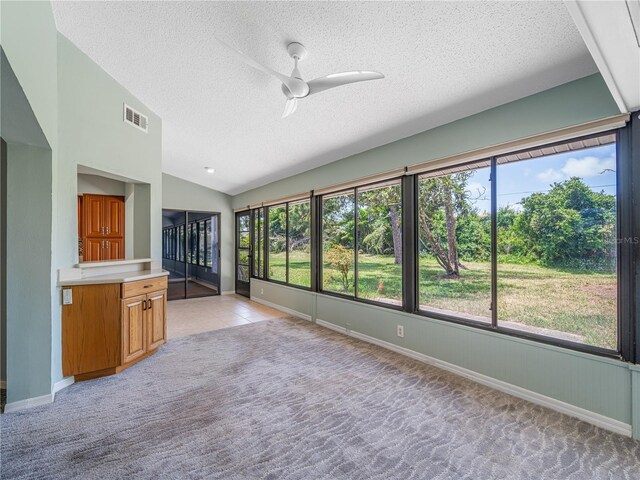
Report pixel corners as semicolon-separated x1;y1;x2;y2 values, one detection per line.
52;377;74;397
315;318;632;438
222;290;236;295
4;393;53;413
251;296;312;321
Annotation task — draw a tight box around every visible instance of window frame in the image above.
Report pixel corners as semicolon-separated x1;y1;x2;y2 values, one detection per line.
246;125;635;362
318;178;405;311
256;200;313;291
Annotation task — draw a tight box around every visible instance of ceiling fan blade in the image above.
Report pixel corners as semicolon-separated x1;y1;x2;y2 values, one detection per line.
282;98;298;118
216;37;292;86
307;71;384;96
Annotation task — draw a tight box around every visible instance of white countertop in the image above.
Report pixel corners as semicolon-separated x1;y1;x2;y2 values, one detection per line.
59;269;169;287
76;258;153;269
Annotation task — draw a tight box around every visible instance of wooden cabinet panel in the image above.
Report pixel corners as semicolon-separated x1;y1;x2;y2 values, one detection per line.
84;194;104;237
84;238;103;262
104;196;125;237
122;276;168;298
62;284;121;377
122;295;147;364
147;290;166;351
105;238;124;261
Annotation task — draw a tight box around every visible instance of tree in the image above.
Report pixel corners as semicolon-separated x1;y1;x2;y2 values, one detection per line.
515;177;616;269
418;172;473;276
325;244;352;290
357;184;402;264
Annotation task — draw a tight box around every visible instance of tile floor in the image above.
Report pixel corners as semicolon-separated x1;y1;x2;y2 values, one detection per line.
166;294;285;339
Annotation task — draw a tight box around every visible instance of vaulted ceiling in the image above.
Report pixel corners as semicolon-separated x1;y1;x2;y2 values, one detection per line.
52;1;597;195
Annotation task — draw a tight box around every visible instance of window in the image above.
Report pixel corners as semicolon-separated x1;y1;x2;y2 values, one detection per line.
357;181;403;305
205;220;212;268
247;127;628;357
178;224;185;262
253;208;264;278
268;204;287;282
496;137;617;349
321;180;403;304
287;201;311;287
418;162;492;322
322;191;355;295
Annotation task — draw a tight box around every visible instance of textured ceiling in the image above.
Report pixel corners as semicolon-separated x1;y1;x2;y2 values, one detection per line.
52;1;596;195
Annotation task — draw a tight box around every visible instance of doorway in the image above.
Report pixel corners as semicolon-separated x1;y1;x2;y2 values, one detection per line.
162;209;221;300
235;211;251;297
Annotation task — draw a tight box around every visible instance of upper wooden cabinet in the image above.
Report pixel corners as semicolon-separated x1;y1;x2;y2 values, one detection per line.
80;194;125;261
83;194;124;237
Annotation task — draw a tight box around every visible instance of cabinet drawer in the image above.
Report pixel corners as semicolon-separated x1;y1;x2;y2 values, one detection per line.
122;276;168;298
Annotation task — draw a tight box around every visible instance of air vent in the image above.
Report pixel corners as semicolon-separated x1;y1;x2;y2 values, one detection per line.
123;103;148;132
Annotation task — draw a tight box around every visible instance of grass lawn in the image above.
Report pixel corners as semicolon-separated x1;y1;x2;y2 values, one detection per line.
268;251;617;350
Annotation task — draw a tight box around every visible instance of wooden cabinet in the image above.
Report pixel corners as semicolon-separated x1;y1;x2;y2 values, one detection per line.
122;294;147;364
62;275;168;381
80;194;125;261
146;290;167;351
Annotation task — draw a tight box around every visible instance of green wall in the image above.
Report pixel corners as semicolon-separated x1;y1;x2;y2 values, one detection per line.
1;0;58;403
1;1;163;402
162;173;234;292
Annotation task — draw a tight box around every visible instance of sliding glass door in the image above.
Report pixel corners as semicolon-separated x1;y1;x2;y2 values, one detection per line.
236;211;251;297
162;209;221;300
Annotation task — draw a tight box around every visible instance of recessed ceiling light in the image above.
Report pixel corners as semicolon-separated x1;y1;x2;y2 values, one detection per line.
205;167;215;174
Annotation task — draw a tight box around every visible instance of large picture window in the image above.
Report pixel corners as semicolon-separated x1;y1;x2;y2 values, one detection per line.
248;127;628;358
418;162;492;322
496;136;617;349
321;180;403;305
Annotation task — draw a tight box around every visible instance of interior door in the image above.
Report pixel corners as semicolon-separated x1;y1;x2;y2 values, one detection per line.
236;211;251;297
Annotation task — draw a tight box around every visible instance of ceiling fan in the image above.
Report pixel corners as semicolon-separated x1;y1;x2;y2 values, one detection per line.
217;39;384;118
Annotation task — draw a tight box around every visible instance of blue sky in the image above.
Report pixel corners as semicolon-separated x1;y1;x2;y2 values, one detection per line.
464;144;617;214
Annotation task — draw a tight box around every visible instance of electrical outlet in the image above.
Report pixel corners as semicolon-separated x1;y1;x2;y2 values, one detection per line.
62;289;73;305
397;325;404;338
261;288;264;295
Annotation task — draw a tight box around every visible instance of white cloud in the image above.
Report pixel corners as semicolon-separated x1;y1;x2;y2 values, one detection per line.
561;155;615;178
537;168;564;182
535;154;615;183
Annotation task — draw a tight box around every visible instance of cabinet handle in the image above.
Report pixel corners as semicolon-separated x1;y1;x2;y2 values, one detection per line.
106;226;110;234
142;300;147;311
147;299;152;310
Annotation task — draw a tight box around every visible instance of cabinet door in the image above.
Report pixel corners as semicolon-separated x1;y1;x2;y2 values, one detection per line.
105;238;125;260
122;295;147;364
104;196;125;237
83;194;105;237
84;238;104;262
146;290;166;351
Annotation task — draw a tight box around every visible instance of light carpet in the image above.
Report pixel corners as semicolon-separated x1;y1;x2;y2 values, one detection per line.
2;317;639;479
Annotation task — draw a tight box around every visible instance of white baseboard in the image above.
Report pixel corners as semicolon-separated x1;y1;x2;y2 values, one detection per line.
4;393;53;413
251;296;312;322
222;290;236;295
52;377;74;397
315;318;632;438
